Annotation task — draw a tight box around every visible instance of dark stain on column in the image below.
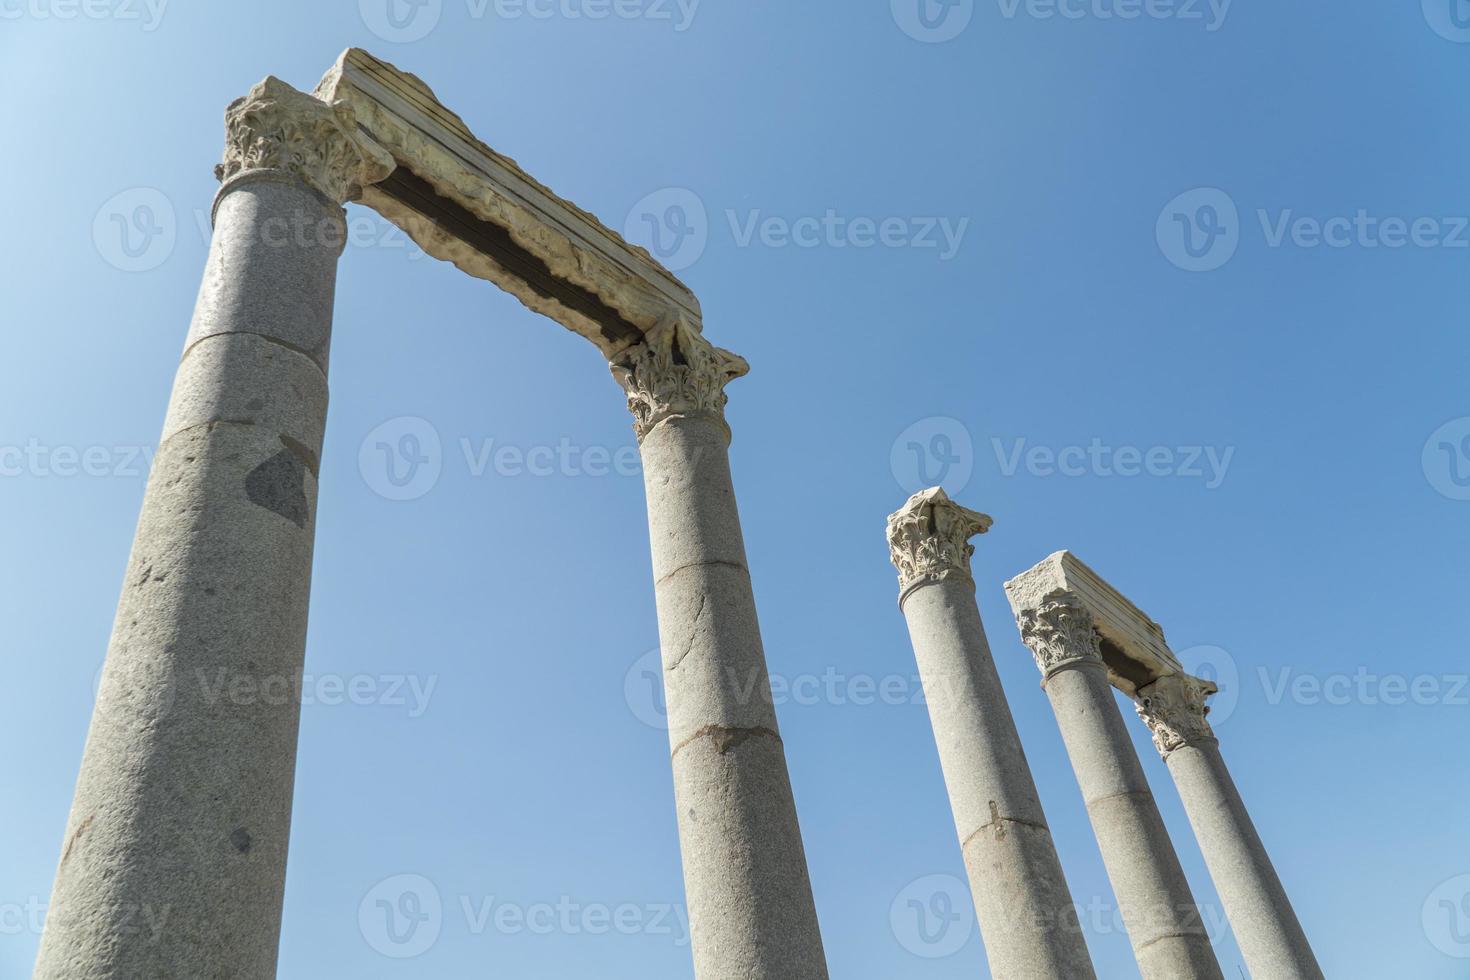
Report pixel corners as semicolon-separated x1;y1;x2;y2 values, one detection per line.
245;451;309;528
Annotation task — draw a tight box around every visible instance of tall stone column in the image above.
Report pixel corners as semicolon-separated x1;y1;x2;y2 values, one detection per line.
36;79;391;979
1136;675;1324;980
1015;591;1224;980
888;489;1096;979
612;319;828;980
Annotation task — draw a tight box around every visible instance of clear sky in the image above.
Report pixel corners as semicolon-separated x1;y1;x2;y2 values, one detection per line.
2;2;1467;977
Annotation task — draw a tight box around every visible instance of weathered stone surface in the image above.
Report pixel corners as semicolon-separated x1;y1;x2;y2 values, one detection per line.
889;492;1096;980
1009;588;1223;980
34;76;367;980
1009;556;1323;980
630;351;828;978
1167;735;1325;979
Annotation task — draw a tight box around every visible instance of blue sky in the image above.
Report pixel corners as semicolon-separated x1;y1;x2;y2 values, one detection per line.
3;2;1468;977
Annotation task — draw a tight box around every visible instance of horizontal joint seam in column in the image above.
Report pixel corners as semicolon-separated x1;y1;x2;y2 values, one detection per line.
1134;930;1209;952
179;331;327;376
1085;788;1155;809
959;815;1050;849
655;559;748;588
670;724;781;760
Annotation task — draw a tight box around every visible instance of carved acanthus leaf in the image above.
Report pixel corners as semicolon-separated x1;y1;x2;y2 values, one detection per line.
215;76;394;205
887;487;993;599
1016;590;1105;677
1136;673;1218;757
609;315;749;440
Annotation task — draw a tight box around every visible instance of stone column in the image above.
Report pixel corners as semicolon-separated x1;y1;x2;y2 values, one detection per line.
1015;591;1224;980
888;489;1096;979
612;318;828;980
36;79;391;979
1136;675;1324;980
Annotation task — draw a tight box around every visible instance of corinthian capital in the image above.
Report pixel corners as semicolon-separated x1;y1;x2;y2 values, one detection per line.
610;316;749;441
1136;673;1218;757
887;487;993;601
1016;590;1105;679
214;76;394;205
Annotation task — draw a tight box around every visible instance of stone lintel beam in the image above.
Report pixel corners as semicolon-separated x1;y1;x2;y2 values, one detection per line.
1003;550;1211;701
314;47;701;360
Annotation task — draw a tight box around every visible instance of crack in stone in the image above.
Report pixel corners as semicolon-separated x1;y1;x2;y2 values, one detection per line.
670;724;781;759
655;559;746;588
1135;930;1206;951
179;330;326;376
960;806;1050;850
1085;788;1154;810
665;593;708;673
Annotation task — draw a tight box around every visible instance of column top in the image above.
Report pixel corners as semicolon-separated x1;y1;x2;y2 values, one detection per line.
215;75;394;207
886;487;993;604
1136;673;1218;757
610;315;748;441
1013;588;1107;680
